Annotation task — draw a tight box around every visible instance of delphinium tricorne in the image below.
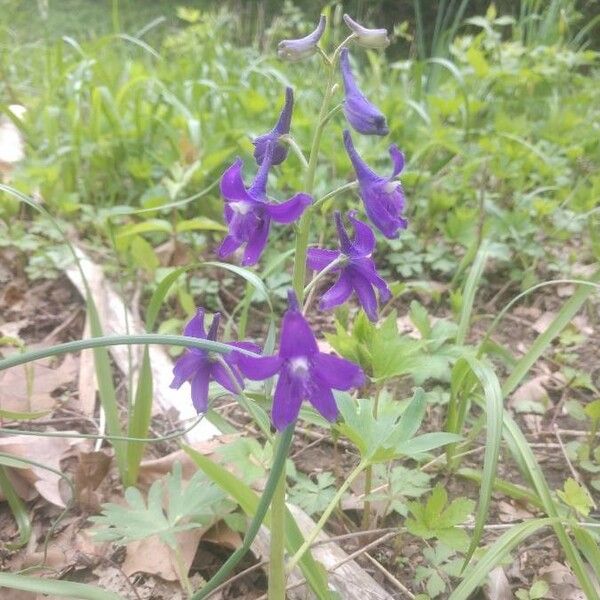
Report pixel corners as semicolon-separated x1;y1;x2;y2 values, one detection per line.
173;14;407;600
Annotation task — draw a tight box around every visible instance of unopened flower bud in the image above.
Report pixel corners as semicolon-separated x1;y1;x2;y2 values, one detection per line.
343;14;390;49
277;15;326;62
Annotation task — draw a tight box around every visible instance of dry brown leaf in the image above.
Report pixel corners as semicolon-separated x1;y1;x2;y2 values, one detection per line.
0;434;79;506
497;500;535;523
74;450;112;513
202;521;242;552
540;562;586;600
137;437;231;490
511;374;551;414
122;530;204;581
0;354;78;413
484;567;512;600
78;317;98;417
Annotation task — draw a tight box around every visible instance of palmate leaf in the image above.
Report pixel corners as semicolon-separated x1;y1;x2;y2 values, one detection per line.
90;463;227;549
336;388;462;462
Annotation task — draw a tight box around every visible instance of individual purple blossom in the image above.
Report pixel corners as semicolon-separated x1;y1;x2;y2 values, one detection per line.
253;87;293;166
236;291;365;430
278;15;326;62
343;129;407;239
343;14;390;49
307;211;391;322
219;142;312;266
170;309;259;413
340;48;388;136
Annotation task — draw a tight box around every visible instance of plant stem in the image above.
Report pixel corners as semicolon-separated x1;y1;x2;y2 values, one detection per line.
287;459;367;573
361;388;382;530
269;460;287;599
174;547;193;597
292;34;355;301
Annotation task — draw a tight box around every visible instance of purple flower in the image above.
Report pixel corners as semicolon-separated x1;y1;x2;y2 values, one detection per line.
343;129;407;239
219;143;312;266
343;14;390;49
340;48;388;136
236;292;365;430
307;211;391;322
278;15;326;62
170;309;259;413
253;87;294;166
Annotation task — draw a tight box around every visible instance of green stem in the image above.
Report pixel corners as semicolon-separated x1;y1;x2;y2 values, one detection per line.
287;459;367;573
0;334;259;373
174;547;193;597
361;389;381;530
269;462;287;599
191;425;294;599
292;35;355;301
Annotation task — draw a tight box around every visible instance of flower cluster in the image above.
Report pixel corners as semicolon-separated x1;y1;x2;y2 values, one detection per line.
172;14;406;429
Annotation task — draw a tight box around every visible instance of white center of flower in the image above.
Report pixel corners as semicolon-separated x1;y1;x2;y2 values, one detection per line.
230;201;251;215
289;356;310;377
383;181;398;194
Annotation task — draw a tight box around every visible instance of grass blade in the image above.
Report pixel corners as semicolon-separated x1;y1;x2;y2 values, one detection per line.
0;573;123;600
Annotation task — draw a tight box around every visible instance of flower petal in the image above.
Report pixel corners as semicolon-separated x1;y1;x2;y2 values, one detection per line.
277;15;326;62
349;269;378;321
254;87;294;166
272;367;305;430
319;270;353;311
279;303;318;359
265;193;312;224
218;234;243;259
190;363;211;412
346;211;376;257
220;159;253;202
249;143;273;200
211;360;243;394
237;354;284;380
170;351;204;389
389;144;405;178
361;183;407;239
340;50;388;136
313;352;365;390
306;382;338;422
353;258;392;304
184;308;207;339
307;247;341;272
343;129;378;184
227;340;261;356
343;14;389;49
207;312;221;341
242;216;270;266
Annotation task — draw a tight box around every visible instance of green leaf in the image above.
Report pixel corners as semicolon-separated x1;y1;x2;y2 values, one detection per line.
0;573;122;600
175;217;227;233
90;464;226;549
557;478;594;517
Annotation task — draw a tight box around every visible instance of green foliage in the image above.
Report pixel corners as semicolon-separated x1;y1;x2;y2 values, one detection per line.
91;463;228;549
406;485;475;551
288;473;337;516
557;477;594;517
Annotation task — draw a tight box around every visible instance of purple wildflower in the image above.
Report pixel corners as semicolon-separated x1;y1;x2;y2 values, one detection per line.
278;15;326;62
219;142;312;266
343;129;407;239
170;309;259;412
340;48;388;136
236;291;365;430
253;87;294;166
343;14;390;49
307;211;391;322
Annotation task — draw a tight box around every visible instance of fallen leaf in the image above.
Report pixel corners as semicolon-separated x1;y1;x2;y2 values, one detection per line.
122;530;204;581
0;434;79;506
202;521;242;552
485;566;512;600
78;317;98;417
539;562;586;600
511;374;551;414
0;354;78;413
74;450;112;513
